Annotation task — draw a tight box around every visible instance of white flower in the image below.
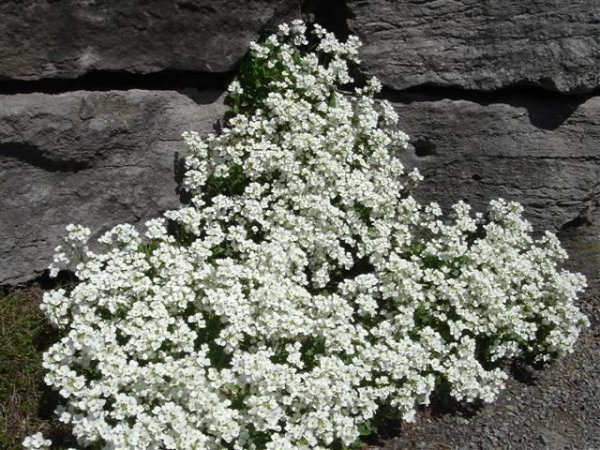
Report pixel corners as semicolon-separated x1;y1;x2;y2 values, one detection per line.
40;20;588;450
228;80;244;96
22;433;52;450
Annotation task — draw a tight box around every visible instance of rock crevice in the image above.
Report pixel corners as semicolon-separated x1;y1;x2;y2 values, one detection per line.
0;70;231;97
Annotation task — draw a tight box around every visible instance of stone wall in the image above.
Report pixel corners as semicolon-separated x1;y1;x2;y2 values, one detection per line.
1;0;598;291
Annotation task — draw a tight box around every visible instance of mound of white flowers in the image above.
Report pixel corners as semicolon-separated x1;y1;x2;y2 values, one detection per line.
30;21;589;450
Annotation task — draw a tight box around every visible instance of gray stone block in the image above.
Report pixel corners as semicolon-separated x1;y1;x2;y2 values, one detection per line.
0;0;301;80
348;0;600;93
395;96;600;233
0;89;227;284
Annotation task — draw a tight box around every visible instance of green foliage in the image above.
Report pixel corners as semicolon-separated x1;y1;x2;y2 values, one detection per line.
0;287;71;449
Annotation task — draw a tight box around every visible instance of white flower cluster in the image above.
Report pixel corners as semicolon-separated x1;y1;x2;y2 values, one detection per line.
22;433;52;450
31;21;589;450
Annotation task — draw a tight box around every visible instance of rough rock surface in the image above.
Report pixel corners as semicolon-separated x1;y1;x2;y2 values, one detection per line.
0;0;301;80
0;89;226;284
560;206;600;298
395;95;600;234
347;0;600;93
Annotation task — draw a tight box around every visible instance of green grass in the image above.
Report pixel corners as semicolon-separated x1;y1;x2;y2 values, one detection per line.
0;286;73;449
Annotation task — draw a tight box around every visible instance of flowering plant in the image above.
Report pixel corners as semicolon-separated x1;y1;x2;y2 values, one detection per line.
28;21;588;450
